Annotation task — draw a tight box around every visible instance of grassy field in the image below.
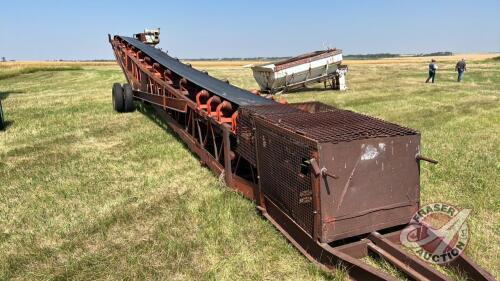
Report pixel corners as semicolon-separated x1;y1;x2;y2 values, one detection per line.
0;55;498;280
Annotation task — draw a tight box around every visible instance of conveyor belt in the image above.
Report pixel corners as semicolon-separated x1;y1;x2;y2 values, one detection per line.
118;36;276;106
110;34;496;281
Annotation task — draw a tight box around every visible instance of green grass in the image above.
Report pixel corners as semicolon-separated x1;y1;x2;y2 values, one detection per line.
0;65;83;80
0;59;498;280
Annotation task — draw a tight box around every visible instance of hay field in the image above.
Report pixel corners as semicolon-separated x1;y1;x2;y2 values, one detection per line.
0;56;498;280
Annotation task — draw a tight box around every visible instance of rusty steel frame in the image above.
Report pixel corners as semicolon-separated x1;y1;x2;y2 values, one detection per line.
109;34;495;281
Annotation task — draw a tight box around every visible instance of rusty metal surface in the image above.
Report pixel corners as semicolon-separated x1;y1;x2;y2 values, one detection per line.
237;102;421;242
110;32;495;281
273;49;343;71
117;36;275;106
236;104;302;166
240;102;421;243
263;197;396;281
252;49;343;72
134;90;188;112
235;103;322;165
239;102;417;143
318;135;420;242
368;232;450;281
235;109;257;166
262;109;418;144
289;101;339;113
381;230;496;281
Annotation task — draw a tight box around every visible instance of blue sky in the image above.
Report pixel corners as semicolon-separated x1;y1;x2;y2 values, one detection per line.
1;0;499;60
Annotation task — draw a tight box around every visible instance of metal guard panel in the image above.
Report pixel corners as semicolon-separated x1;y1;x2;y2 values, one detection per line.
118;36;275;106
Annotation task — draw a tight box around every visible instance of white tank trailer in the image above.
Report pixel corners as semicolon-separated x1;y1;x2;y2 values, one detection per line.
251;49;348;94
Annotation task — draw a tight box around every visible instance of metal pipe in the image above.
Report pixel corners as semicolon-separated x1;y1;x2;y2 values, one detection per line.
416;154;438;164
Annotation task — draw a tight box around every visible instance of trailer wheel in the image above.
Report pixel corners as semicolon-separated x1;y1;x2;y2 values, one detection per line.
0;100;4;130
112;83;124;112
123;84;135;112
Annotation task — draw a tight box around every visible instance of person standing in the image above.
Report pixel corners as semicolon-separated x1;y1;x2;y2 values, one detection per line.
425;59;438;83
455;58;467;82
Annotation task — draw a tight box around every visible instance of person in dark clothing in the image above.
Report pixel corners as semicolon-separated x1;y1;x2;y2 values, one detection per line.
425;59;437;83
455;58;467;82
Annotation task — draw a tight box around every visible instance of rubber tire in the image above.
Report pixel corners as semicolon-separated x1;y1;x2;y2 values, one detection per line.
112;83;124;112
0;100;4;130
123;84;135;112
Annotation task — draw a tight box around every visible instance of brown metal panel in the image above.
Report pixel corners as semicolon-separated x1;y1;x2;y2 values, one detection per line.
164;96;188;112
334;239;369;259
319;135;420;242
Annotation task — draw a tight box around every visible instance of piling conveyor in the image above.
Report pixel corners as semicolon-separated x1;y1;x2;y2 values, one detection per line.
109;31;495;281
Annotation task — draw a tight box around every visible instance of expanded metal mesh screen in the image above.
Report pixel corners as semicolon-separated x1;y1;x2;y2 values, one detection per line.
238;102;417;145
288;101;339;113
236;109;258;166
236;104;302;166
266;110;417;143
254;117;316;235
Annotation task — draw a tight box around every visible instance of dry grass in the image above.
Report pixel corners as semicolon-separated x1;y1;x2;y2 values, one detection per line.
183;60;266;69
344;53;500;65
184;53;500;68
0;61;115;67
0;56;498;280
